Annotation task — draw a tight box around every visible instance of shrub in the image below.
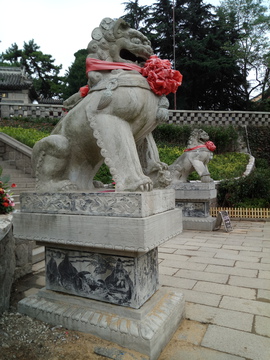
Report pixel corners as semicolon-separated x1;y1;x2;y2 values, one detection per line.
158;145;184;164
0;127;49;148
217;168;270;208
153;124;239;153
244;126;270;165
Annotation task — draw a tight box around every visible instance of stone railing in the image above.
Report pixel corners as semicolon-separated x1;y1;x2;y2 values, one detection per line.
167;110;270;127
1;103;270;126
0;102;64;119
0;132;33;174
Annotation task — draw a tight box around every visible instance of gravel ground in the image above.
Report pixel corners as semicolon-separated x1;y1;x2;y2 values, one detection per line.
0;282;149;360
0;310;111;360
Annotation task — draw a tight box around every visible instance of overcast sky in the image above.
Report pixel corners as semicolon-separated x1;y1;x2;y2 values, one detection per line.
0;0;221;75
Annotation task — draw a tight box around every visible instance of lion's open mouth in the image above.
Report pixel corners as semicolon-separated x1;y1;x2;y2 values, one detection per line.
120;49;148;66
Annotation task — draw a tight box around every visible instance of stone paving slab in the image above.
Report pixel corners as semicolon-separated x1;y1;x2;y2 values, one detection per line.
174;249;217;257
188;256;235;266
159;259;207;271
229;275;270;290
174;269;229;284
186;303;253;332
235;261;270;271
255;315;270;337
180;289;221;307
159;274;197;290
220;296;270;317
193;281;256;299
162;347;245;360
204;264;258;277
201;325;270;360
257;289;270;301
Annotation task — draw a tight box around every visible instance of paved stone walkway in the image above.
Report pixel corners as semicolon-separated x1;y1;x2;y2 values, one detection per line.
14;220;270;360
158;220;270;360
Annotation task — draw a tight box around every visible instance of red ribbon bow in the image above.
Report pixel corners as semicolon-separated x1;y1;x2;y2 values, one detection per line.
80;55;183;97
184;141;216;152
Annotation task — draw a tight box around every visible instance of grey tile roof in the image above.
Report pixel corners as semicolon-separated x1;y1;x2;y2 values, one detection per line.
0;66;33;90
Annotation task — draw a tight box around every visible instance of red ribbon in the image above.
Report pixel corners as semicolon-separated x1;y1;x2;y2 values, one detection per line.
184;141;216;152
80;55;182;97
86;57;142;73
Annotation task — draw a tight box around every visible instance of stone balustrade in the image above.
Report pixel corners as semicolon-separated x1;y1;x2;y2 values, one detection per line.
1;102;270;126
0;102;64;119
168;110;270;127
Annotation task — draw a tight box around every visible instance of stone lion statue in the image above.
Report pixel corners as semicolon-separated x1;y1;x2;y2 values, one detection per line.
168;129;216;185
32;18;182;192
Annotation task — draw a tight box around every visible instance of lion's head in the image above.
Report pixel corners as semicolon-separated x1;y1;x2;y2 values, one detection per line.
187;129;210;147
87;18;153;67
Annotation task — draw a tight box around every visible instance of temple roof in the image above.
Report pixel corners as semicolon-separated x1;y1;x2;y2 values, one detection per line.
0;66;33;90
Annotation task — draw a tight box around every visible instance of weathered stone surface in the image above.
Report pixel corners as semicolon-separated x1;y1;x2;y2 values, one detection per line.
168;129;215;184
173;182;217;231
13;208;182;253
19;189;175;218
46;247;159;309
0;215;15;313
31;18;173;193
174;182;217;200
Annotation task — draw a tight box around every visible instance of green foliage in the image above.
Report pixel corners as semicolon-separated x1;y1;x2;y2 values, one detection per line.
94;164;113;184
153;124;239;153
1;40;63;99
199;125;239;153
208;152;249;180
0;127;49;148
122;0;151;31
217;167;270;208
219;0;270;106
158;145;184;164
63;49;88;100
0;118;57;133
153;124;191;146
243;126;270;165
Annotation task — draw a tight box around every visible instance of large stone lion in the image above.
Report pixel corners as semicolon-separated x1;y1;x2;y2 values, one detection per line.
168;129;216;185
32;18;181;192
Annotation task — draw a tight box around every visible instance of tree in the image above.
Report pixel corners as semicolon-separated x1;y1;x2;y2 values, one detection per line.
63;49;88;100
1;40;63;99
121;0;151;31
218;0;270;106
146;0;175;60
173;0;246;109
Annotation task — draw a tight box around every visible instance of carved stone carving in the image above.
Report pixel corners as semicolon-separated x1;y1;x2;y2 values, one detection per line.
168;129;216;184
31;18;180;193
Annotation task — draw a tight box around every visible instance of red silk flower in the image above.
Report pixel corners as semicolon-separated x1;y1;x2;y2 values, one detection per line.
205;141;216;152
141;55;183;96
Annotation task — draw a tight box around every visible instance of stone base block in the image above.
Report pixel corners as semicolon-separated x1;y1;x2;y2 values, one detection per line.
13;208;182;253
173;182;217;201
183;216;217;231
46;247;159;309
18;287;185;360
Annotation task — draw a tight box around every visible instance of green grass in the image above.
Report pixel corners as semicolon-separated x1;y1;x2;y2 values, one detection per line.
0;125;250;182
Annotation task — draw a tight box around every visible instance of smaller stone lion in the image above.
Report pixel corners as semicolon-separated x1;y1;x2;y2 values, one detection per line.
168;129;216;185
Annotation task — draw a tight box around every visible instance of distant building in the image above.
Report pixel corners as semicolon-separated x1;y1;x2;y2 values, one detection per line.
0;66;36;104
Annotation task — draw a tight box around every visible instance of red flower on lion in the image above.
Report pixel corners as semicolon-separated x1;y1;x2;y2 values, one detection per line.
141;55;183;96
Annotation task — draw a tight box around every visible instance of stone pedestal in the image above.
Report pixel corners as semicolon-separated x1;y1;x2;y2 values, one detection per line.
0;215;15;314
172;182;217;231
13;189;185;360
